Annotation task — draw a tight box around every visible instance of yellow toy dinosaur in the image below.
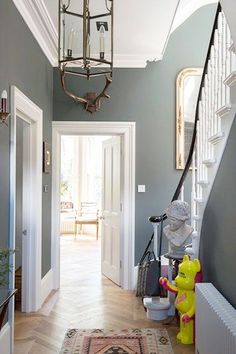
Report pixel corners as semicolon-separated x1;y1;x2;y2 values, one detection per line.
160;255;201;345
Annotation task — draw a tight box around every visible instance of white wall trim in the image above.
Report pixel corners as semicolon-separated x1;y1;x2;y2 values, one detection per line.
114;55;162;68
10;86;43;316
133;266;139;291
41;269;54;305
12;0;58;66
51;121;135;290
0;323;11;354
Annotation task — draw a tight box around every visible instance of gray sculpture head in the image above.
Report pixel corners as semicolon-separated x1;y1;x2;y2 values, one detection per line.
166;200;190;222
164;200;193;252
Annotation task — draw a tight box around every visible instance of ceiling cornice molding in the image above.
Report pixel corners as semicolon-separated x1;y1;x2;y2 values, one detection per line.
13;0;58;66
113;55;162;68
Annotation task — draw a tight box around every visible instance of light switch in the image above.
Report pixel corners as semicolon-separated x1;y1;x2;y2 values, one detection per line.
138;185;145;193
43;185;49;193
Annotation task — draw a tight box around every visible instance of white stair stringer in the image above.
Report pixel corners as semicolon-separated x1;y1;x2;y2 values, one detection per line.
186;11;236;259
188;102;236;259
224;71;236;101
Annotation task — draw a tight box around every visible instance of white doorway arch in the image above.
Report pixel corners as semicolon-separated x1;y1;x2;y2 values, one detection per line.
51;121;135;290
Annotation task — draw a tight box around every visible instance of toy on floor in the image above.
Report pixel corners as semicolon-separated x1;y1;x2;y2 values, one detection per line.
159;255;202;345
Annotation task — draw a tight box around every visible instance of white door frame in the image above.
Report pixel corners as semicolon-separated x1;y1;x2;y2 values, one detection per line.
51;121;136;290
9;86;43;314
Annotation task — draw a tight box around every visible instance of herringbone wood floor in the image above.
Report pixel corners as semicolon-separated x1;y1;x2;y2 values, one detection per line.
14;235;194;354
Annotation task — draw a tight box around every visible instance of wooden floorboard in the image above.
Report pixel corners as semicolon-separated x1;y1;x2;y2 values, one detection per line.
14;235;195;354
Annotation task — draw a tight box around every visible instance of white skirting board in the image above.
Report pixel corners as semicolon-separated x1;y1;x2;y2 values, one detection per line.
41;269;54;305
133;266;138;290
0;273;53;354
0;323;11;354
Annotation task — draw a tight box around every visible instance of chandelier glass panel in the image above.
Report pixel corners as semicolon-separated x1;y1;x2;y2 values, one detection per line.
59;0;113;112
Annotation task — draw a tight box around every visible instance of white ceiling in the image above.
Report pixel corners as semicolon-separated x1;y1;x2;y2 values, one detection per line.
44;0;181;67
12;0;217;68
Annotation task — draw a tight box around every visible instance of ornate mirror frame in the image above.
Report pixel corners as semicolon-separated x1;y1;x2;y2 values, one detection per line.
176;67;203;169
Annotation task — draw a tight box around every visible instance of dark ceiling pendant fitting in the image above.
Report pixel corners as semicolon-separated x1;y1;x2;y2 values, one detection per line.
58;0;114;113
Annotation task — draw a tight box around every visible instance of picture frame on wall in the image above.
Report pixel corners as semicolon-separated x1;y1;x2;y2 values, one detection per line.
43;141;51;173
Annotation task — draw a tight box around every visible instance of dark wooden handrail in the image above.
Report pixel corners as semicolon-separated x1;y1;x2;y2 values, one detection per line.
149;2;222;224
171;2;222;202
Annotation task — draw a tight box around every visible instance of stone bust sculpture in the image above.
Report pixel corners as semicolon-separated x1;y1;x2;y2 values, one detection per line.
164;200;193;257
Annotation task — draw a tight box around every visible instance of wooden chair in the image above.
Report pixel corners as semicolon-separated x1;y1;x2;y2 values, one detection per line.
74;202;100;240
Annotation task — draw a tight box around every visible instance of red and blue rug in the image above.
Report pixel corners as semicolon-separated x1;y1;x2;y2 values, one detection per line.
60;328;173;354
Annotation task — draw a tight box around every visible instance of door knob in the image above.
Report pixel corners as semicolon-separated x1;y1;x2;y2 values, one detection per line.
22;230;27;236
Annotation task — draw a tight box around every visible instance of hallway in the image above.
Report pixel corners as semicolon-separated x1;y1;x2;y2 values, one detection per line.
14;235;194;354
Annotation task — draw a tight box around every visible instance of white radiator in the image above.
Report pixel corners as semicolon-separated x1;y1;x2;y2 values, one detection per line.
196;283;236;354
60;219;75;234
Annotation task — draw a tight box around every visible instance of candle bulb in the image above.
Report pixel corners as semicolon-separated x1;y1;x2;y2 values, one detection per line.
67;28;75;57
99;25;105;60
86;34;91;59
1;90;7;113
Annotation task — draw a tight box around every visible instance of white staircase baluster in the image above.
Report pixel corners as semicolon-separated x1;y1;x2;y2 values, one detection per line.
204;76;209;159
191;149;196;231
226;23;231;103
197;120;200;201
222;12;227;106
209;56;213;137
211;45;216;136
180;185;184;202
199;101;203;184
230;42;236;71
217;12;223;133
215;29;219;113
202;90;206;163
214;30;219;135
187;9;236;259
205;90;209;161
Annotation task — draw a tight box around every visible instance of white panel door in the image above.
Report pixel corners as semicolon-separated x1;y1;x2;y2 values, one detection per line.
101;136;121;285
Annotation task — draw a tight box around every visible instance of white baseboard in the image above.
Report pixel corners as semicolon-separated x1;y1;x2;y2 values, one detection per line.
41;269;53;305
0;323;11;354
133;266;138;290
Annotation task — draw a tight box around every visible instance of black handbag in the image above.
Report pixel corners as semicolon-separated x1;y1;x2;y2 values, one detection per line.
136;218;164;297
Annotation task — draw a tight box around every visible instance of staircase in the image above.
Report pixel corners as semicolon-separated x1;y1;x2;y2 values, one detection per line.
185;5;236;258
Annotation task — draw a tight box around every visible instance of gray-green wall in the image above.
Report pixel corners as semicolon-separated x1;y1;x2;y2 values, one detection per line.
200;115;236;308
54;5;217;263
0;0;53;277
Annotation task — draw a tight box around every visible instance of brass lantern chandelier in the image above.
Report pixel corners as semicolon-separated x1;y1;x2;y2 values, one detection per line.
59;0;113;113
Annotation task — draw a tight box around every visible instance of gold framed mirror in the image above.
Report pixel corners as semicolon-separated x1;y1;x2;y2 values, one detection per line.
176;67;203;169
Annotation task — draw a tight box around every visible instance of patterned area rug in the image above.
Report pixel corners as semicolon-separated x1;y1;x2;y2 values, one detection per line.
60;328;173;354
